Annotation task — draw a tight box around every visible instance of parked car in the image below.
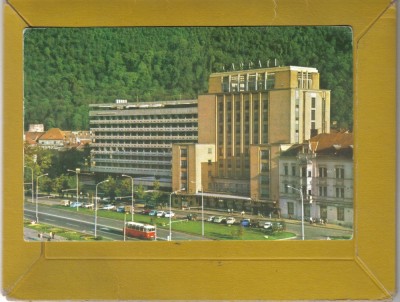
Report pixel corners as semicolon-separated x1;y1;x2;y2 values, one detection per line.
187;213;198;221
141;209;152;215
240;218;251;227
148;210;158;216
70;202;83;208
213;216;225;223
263;222;273;229
101;204;116;210
61;200;70;206
226;217;236;225
207;216;215;222
116;206;126;213
164;211;175;218
82;203;94;209
156;211;166;217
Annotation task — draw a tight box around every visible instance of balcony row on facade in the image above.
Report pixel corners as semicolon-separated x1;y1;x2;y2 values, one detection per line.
90;165;171;177
93;158;171;165
90;126;198;132
89;118;198;124
92;135;197;140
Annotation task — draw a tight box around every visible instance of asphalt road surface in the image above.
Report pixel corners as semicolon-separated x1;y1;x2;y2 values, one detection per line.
24;202;209;241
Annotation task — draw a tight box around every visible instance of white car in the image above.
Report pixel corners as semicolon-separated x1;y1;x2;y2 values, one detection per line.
164;211;175;218
156;211;166;217
226;217;236;225
213;216;225;223
207;216;215;222
101;204;115;210
263;222;273;229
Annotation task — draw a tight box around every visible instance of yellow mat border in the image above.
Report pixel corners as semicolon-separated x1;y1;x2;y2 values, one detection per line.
3;0;396;300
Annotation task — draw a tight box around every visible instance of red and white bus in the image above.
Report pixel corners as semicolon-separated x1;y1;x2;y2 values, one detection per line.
124;221;156;240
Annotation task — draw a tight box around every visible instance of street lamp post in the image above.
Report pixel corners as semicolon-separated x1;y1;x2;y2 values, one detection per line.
287;185;305;240
24;166;34;203
122;174;134;221
68;168;80;211
36;173;48;223
95;179;109;238
169;188;185;241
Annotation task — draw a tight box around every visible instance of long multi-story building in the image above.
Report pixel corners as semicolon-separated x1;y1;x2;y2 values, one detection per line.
172;66;331;214
89;99;198;190
279;132;353;227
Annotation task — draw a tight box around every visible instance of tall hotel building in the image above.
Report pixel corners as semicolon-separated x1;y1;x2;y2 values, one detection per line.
173;66;331;213
89;99;198;190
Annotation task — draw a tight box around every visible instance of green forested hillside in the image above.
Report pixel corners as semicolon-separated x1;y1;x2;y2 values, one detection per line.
24;26;353;131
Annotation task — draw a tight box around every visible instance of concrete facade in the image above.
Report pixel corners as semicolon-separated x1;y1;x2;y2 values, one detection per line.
193;66;331;212
279;132;353;227
89;99;198;190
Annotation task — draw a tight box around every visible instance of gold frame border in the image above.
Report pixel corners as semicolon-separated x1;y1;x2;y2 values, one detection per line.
3;0;396;300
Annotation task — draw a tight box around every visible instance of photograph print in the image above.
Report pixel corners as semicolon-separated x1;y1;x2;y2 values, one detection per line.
23;26;354;242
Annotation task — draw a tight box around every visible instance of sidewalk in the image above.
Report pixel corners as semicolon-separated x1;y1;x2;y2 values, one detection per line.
24;227;66;242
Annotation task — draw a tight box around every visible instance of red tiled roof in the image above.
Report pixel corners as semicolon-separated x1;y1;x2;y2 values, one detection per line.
25;132;44;143
309;132;353;153
39;128;65;140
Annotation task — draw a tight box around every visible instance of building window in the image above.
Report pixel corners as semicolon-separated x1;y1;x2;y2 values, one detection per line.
301;166;307;177
284;184;289;193
208;148;212;154
266;73;275;89
261;150;269;160
319;186;327;197
261;163;269;173
336;187;345;198
180;148;187;157
180;172;187;180
284;165;289;176
311;97;316;109
336;167;345;179
292;166;296;176
319;167;327;178
337;207;345;221
181;160;187;168
311;110;316;120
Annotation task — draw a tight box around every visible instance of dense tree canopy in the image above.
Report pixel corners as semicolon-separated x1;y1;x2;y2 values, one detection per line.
24;26;353;130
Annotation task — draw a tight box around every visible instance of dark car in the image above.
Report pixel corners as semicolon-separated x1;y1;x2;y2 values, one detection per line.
240;218;251;227
141;209;152;215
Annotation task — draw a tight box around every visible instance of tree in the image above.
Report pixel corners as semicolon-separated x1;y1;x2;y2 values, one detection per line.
149;180;163;205
136;184;147;202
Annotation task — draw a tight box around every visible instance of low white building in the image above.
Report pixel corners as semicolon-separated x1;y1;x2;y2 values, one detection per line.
279;132;353;228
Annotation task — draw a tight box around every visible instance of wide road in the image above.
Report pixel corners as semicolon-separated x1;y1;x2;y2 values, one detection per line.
24;202;209;241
